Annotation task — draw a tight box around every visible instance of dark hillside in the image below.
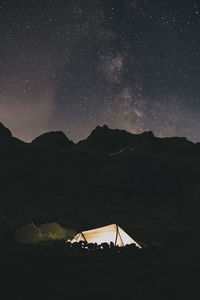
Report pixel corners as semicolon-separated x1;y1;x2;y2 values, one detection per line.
0;123;199;229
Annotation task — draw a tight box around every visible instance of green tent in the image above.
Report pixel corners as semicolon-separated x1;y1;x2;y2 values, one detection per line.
16;222;44;244
39;222;76;240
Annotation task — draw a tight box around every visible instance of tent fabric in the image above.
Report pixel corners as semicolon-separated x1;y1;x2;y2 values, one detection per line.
15;222;44;244
16;222;77;244
69;224;142;248
39;222;76;240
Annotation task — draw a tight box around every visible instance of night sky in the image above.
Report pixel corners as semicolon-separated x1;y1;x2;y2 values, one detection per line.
0;0;200;142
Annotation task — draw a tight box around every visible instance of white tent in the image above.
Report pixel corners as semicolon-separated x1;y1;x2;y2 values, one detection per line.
69;224;142;248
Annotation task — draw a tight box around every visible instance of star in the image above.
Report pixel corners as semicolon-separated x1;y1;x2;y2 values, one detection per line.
0;0;198;142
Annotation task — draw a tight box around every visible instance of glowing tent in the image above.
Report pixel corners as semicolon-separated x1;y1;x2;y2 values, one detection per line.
69;224;142;248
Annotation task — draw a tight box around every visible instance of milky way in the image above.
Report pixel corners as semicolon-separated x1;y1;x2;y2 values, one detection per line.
0;0;200;142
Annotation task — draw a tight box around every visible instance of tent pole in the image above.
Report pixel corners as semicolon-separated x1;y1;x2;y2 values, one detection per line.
81;232;87;242
118;230;124;246
115;225;118;246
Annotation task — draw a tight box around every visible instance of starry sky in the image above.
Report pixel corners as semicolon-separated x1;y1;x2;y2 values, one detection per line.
0;0;200;142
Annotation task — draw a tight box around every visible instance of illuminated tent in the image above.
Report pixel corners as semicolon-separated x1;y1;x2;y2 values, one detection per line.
69;224;142;248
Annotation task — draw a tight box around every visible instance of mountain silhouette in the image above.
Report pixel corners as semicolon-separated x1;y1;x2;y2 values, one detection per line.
0;123;12;143
79;124;156;152
0;123;26;151
0;122;199;229
32;131;73;148
79;125;198;158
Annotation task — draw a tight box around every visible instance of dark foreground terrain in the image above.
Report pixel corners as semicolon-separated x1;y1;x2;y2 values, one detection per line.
0;123;199;299
0;225;199;300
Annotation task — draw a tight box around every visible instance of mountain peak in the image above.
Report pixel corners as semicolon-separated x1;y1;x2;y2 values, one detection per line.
89;124;122;139
141;130;155;138
79;125;156;153
92;124;109;132
102;124;109;130
0;122;12;143
32;131;73;148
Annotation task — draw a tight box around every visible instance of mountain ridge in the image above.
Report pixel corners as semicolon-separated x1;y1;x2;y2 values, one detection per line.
32;131;74;148
0;122;200;144
0;121;199;228
0;122;199;158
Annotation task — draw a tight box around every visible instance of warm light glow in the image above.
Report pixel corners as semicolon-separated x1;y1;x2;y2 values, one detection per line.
69;224;142;248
